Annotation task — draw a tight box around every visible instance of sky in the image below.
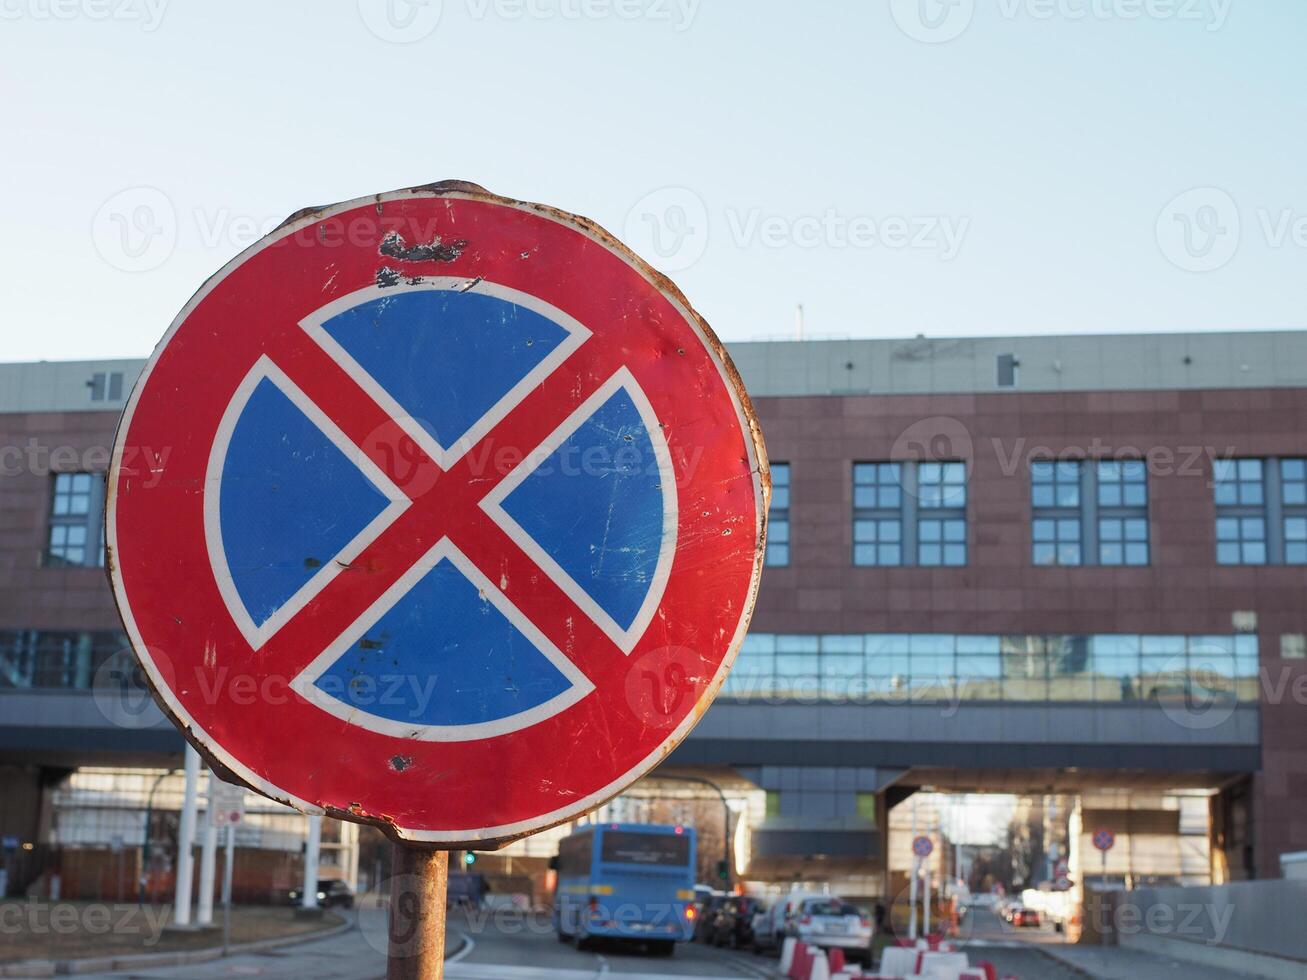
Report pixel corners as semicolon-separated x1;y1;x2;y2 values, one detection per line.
1;0;1304;362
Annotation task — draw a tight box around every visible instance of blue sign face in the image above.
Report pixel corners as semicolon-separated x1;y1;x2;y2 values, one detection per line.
205;281;677;742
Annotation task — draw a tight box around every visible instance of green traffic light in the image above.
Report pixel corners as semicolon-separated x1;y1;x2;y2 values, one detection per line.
464;852;477;865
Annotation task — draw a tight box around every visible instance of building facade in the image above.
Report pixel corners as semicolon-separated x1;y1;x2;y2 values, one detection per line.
2;330;1305;885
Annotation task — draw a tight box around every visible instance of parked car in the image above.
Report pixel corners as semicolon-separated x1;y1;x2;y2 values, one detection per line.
784;897;873;966
288;878;354;909
1006;904;1041;928
693;890;729;942
748;902;774;952
707;895;762;948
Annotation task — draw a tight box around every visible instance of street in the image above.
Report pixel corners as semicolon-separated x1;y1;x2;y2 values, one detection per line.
446;908;775;979
64;906;778;980
21;902;1235;980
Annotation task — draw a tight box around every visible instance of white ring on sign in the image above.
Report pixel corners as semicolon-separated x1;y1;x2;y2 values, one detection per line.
288;537;594;742
203;355;409;652
480;367;678;656
300;279;591;471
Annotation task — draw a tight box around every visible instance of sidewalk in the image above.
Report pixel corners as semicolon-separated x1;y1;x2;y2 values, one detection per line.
1034;941;1245;980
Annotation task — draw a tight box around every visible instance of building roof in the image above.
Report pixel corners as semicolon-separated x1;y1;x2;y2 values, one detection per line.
2;330;1305;413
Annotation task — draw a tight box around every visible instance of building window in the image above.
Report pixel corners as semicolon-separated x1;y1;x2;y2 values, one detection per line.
854;461;967;567
853;463;904;566
1213;458;1306;565
47;473;105;567
0;629;129;689
996;353;1019;388
1031;461;1083;565
1216;516;1267;565
918;461;967;566
1283;459;1307;565
1032;459;1151;567
766;463;790;566
719;632;1258;705
1097;460;1149;565
88;371;124;402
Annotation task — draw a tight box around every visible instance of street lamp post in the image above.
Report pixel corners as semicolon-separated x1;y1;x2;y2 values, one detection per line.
139;767;178;906
651;775;733;889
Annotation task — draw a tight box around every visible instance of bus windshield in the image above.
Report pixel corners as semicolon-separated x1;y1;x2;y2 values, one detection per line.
599;830;692;866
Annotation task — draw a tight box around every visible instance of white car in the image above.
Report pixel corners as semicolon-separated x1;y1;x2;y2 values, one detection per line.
774;895;873;967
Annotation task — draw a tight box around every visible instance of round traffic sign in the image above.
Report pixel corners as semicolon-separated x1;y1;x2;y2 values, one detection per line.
1092;828;1115;852
108;182;768;846
912;835;934;857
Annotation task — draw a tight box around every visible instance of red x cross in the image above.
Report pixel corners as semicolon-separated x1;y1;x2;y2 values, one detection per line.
254;317;635;684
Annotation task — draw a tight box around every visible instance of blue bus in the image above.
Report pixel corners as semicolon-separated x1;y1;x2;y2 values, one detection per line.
552;823;697;954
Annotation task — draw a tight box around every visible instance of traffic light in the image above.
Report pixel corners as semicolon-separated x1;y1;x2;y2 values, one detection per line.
464;851;477;866
716;859;728;881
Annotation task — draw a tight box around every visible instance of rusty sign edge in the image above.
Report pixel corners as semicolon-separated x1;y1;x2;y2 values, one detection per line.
104;180;770;850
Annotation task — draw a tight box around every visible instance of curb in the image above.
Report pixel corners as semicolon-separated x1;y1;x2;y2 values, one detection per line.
2;913;351;978
1027;942;1098;978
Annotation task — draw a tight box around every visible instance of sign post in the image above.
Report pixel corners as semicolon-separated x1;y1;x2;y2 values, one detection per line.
1092;828;1115;889
107;182;768;978
913;835;934;938
209;780;244;955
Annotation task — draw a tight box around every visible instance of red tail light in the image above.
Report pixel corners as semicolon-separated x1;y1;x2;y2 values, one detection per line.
859;916;871;927
685;905;697;920
799;915;813;925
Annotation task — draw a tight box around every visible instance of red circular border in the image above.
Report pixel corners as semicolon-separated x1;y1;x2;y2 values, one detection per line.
108;188;765;843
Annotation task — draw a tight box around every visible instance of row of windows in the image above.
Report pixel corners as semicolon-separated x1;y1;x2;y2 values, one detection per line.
0;629;128;689
30;457;1307;572
763;456;1307;569
722;632;1261;703
2;625;1262;711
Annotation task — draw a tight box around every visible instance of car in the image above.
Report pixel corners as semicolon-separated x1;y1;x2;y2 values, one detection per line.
707;895;762;948
764;894;872;966
748;902;774;952
693;890;728;942
1006;904;1041;928
288;878;354;909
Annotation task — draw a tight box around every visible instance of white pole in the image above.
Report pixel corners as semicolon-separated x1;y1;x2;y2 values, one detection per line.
222;825;234;953
196;769;217;926
909;797;919;940
172;745;200;927
342;820;360;893
923;858;932;937
301;814;322;910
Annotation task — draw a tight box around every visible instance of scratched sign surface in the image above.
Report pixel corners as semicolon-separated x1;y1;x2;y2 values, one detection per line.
107;182;768;846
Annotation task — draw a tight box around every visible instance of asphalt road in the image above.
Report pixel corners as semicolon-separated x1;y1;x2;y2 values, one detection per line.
59;904;1091;980
64;906;778;980
445;908;778;978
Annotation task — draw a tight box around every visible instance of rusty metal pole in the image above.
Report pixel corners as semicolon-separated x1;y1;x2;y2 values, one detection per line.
387;844;448;980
